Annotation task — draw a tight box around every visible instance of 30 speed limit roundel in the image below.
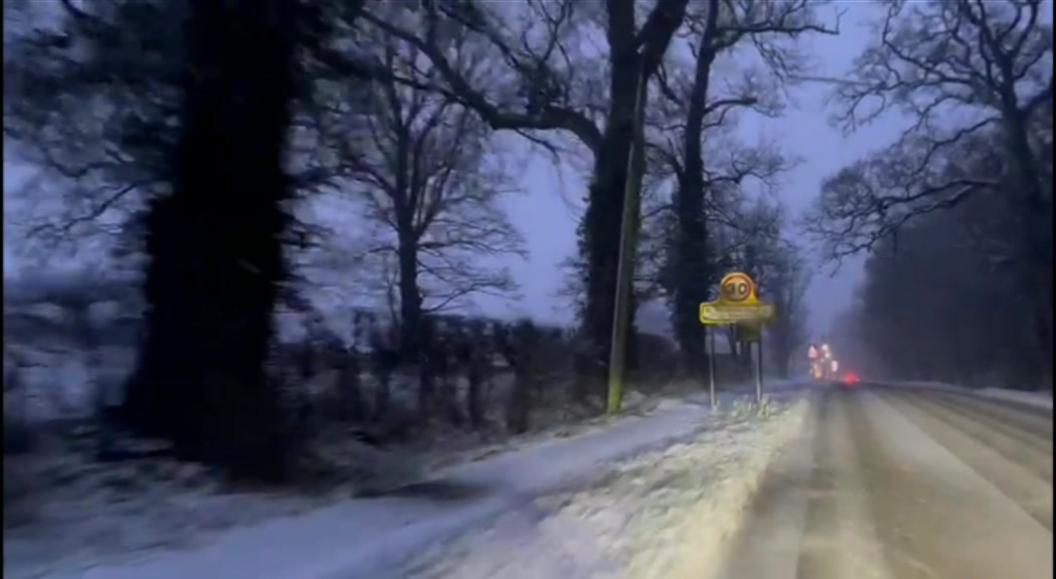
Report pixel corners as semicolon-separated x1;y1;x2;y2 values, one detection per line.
720;272;756;303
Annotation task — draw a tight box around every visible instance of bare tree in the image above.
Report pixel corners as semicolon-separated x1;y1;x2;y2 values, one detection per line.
340;0;690;399
809;0;1051;257
818;117;1052;388
305;25;525;362
805;0;1052;382
4;0;377;479
2;0;364;264
3;1;182;260
846;174;1047;389
645;0;837;375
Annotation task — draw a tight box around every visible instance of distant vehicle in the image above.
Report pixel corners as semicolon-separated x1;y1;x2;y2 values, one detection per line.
839;371;860;388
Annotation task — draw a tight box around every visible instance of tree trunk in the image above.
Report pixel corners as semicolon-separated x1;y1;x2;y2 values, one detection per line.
506;371;531;434
397;227;423;362
373;370;391;421
418;362;434;421
120;0;297;481
576;37;643;402
337;353;364;422
415;315;435;420
673;3;719;378
1004;109;1054;388
434;346;463;426
370;325;399;421
467;365;485;430
575;0;689;401
504;329;536;434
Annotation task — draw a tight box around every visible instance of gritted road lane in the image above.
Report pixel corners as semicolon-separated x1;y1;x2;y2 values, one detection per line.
716;385;1053;579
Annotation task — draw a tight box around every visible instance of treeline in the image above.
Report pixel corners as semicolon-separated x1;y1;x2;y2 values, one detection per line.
4;0;823;480
807;1;1052;390
829;117;1051;388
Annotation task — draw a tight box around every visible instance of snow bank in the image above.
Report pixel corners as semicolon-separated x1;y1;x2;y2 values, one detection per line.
6;385;810;579
976;387;1054;410
4;394;702;578
881;381;1053;411
405;397;808;579
2;432;428;579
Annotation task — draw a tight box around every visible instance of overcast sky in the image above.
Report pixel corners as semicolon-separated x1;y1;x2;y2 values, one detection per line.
3;3;901;341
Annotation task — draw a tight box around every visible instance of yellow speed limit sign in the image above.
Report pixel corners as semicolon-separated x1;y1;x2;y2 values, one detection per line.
699;272;775;325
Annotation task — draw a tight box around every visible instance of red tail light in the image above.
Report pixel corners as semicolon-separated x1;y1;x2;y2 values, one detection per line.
842;372;859;384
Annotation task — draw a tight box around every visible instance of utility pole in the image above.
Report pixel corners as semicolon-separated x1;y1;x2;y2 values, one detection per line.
606;68;647;416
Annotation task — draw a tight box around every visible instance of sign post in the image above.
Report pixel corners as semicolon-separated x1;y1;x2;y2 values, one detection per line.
708;326;717;408
755;339;764;403
699;272;776;404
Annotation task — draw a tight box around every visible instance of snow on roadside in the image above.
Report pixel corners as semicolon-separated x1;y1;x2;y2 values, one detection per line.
976;387;1054;410
404;396;808;579
2;436;427;579
882;381;1053;411
1;392;708;578
4;387;805;579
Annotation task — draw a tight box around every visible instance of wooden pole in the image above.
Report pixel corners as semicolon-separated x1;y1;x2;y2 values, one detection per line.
606;69;647;416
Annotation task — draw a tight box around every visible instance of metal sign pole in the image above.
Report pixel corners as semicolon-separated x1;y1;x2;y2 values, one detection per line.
708;325;717;408
755;337;764;403
698;272;774;408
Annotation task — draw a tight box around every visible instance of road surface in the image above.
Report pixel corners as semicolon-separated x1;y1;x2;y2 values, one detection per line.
716;384;1053;579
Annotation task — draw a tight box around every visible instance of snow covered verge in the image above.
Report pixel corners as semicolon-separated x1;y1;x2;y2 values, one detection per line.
3;388;807;579
878;381;1053;411
2;431;426;579
402;396;809;579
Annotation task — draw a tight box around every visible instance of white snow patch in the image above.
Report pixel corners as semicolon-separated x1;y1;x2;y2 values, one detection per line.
882;381;1053;411
8;389;795;579
975;387;1054;410
2;434;427;579
404;397;808;579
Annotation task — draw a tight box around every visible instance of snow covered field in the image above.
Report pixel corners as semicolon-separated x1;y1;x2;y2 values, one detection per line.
4;384;811;579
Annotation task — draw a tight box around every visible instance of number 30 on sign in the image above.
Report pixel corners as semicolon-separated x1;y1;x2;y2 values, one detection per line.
719;272;757;304
698;272;775;325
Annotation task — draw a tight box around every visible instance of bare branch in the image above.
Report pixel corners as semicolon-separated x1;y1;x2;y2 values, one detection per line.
814;0;1052;262
358;7;604;153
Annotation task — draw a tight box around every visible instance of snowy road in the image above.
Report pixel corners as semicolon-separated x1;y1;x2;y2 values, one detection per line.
21;381;1048;579
715;384;1054;579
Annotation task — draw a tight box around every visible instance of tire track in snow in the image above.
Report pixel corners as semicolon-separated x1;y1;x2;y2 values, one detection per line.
848;388;1051;579
875;389;1052;530
718;386;1052;579
910;390;1053;451
894;390;1053;483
